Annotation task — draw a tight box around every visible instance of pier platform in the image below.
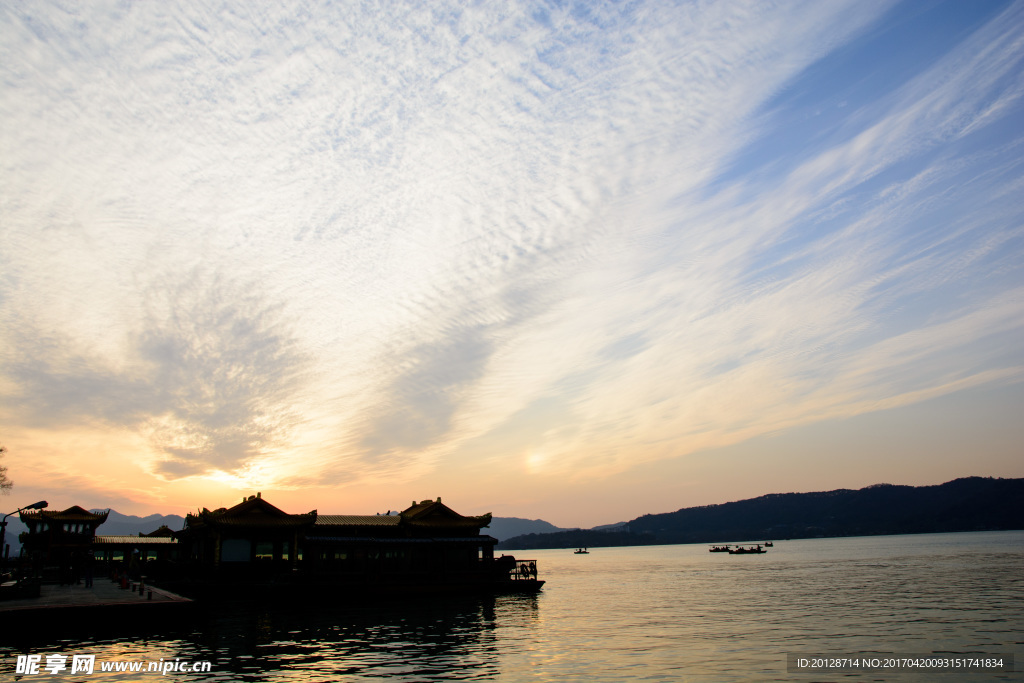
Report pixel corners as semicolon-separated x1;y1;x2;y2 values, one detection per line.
0;579;193;636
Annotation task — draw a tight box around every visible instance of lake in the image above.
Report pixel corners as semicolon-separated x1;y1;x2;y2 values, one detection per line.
3;531;1021;681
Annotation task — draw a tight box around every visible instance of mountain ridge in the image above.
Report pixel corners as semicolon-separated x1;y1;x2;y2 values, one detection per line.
4;477;1019;553
497;476;1024;550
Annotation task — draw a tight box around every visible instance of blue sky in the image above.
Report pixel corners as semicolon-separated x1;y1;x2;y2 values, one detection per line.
1;0;1022;526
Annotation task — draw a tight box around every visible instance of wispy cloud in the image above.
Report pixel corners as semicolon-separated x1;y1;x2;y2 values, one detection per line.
3;267;310;478
1;0;1022;507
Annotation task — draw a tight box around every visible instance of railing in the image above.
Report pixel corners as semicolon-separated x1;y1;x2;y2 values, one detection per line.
509;559;538;581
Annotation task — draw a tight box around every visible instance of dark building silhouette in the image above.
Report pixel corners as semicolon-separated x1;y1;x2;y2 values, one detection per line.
19;505;109;584
173;494;538;594
15;495;543;593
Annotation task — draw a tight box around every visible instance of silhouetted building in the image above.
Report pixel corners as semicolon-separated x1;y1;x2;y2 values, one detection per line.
304;497;496;581
178;493;314;570
17;495;542;593
91;534;180;564
19;506;109;582
173;494;538;594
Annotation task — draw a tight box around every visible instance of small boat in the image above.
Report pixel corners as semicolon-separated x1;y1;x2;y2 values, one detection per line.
728;545;767;554
708;545;731;553
764;541;773;547
574;548;589;554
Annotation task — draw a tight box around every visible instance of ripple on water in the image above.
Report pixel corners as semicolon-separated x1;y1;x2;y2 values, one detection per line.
1;532;1020;681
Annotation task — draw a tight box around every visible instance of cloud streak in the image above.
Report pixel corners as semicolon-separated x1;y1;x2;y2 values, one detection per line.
2;267;310;478
1;0;1022;509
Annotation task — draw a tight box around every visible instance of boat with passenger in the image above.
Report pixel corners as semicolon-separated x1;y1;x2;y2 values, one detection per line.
728;545;767;554
708;545;731;553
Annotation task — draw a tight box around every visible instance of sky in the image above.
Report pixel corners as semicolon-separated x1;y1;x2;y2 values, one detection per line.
1;0;1022;529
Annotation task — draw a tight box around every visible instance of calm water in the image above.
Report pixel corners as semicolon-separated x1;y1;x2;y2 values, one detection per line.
3;531;1021;681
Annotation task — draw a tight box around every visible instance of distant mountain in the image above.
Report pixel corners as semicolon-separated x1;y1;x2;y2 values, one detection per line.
485;517;566;542
0;508;559;550
497;477;1024;550
0;510;185;555
93;511;564;543
498;528;655;551
96;511;569;543
94;510;186;536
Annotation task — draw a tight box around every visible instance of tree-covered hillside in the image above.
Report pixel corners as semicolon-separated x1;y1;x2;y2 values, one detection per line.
497;477;1024;550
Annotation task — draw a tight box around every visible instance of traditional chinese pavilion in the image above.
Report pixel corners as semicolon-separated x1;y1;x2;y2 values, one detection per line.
19;505;109;579
177;493;315;569
91;526;181;566
173;494;540;594
15;495;542;594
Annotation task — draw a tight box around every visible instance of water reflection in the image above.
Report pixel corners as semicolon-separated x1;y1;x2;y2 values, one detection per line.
3;594;539;682
192;595;524;681
3;533;1019;682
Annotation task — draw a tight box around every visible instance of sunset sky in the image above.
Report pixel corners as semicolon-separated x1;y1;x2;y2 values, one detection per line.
2;0;1022;528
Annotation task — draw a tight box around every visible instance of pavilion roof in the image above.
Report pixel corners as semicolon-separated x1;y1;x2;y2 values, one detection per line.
184;494;315;531
400;499;491;529
315;515;401;526
93;536;178;545
21;506;110;523
179;494;490;536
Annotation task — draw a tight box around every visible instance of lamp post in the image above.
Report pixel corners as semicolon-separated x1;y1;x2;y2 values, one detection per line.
1;500;48;573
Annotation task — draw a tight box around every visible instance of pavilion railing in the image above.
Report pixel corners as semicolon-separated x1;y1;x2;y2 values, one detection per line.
508;559;538;581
